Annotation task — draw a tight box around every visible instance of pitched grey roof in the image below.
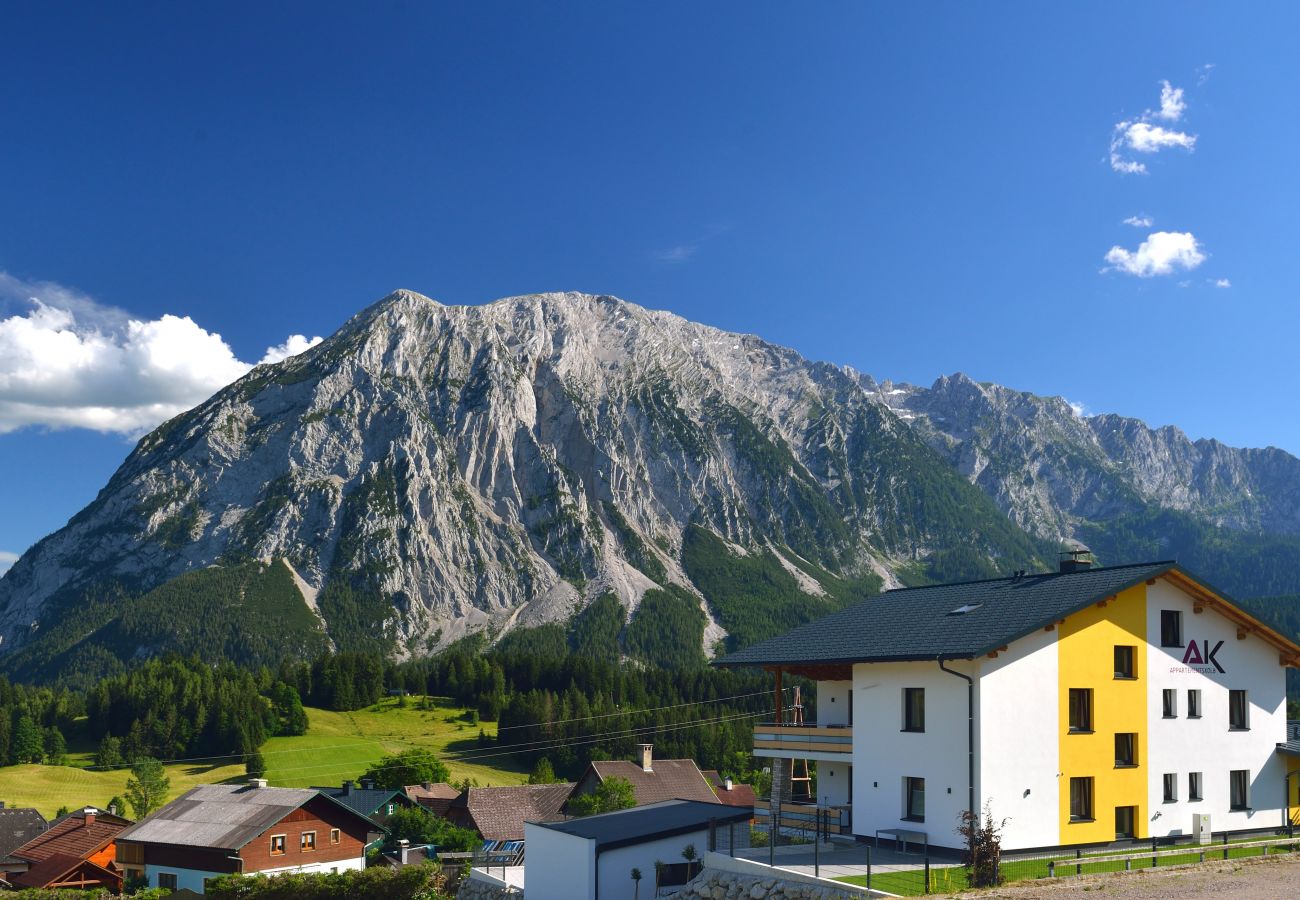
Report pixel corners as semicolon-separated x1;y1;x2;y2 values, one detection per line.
583;760;720;806
116;784;321;850
0;808;47;861
714;562;1178;667
311;785;407;819
530;800;750;853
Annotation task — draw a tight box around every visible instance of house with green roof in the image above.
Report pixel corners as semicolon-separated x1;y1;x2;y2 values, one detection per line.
715;554;1300;852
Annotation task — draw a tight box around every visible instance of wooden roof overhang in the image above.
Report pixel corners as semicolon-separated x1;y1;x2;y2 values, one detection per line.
1160;569;1300;669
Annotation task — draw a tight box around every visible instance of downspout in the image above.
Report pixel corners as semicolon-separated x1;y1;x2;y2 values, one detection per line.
938;657;976;829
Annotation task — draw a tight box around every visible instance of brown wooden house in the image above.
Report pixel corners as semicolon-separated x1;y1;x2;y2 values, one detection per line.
115;779;380;895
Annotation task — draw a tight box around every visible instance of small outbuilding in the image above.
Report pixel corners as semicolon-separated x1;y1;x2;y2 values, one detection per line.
524;799;751;900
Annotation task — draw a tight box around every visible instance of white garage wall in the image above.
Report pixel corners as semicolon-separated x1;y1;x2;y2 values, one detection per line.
523;823;594;900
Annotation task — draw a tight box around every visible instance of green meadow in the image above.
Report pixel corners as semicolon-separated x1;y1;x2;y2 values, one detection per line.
0;696;527;818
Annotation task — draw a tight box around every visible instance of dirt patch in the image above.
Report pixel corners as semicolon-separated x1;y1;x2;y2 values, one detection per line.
944;853;1300;899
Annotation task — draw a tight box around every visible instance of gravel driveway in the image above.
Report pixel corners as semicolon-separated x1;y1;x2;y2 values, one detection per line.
943;854;1300;899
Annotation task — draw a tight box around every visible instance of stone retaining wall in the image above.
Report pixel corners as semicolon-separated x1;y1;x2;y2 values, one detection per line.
456;873;523;900
676;868;862;899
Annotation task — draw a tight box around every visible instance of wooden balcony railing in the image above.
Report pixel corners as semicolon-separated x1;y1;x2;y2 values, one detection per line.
752;723;853;755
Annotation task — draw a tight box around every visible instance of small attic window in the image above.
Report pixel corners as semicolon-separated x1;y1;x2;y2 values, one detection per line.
948;602;983;615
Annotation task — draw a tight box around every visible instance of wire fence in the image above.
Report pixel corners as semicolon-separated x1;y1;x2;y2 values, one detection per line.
747;811;1300;897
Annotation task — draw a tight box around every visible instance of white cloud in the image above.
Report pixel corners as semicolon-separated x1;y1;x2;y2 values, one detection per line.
0;551;17;575
1196;63;1215;86
1103;231;1206;277
1066;400;1089;418
653;245;696;264
261;334;323;365
1157;80;1186;121
1214;278;1231;288
0;273;323;435
1109;81;1197;174
1123;215;1153;228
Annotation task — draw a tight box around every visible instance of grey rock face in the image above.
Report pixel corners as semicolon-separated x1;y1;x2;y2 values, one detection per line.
870;371;1300;542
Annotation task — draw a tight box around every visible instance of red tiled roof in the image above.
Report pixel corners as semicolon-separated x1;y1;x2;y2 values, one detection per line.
451;784;575;842
11;813;127;867
585;760;720;806
701;770;758;808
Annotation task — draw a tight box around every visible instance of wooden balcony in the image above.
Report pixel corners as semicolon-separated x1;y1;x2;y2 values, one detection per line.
752;723;853;759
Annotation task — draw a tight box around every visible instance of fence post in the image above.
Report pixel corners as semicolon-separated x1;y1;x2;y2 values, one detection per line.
1047;859;1055;879
923;856;930;894
1223;832;1229;861
814;810;821;878
1124;858;1131;871
709;818;717;854
729;821;735;858
865;842;872;893
1075;847;1082;877
1152;837;1158;869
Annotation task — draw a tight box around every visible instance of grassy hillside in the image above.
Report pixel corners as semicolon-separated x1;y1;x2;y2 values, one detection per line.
0;696;526;818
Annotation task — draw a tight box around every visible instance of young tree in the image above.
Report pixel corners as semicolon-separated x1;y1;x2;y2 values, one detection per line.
245;749;267;779
106;795;127;817
11;715;43;764
958;802;1008;888
567;775;637;817
361;749;450;790
125;757;170;819
43;726;67;765
528;757;559;785
95;734;124;769
631;867;643;900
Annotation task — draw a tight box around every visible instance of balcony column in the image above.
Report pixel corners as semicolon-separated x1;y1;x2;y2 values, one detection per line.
769;756;793;819
772;666;784;726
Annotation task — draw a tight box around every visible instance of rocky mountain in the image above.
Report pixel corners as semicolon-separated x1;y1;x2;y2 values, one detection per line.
0;291;1047;681
1;290;1297;683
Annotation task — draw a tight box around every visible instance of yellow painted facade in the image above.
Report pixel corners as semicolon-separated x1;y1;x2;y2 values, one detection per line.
1057;583;1149;844
1289;757;1300;827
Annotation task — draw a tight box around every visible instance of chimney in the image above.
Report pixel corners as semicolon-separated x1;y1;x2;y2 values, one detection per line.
248;778;268;789
1058;546;1094;574
82;807;97;825
359;778;374;791
398;838;410;865
343;780;355;795
723;777;733;791
638;743;653;773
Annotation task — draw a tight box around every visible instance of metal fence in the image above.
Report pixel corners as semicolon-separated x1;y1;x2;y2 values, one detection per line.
741;824;1300;897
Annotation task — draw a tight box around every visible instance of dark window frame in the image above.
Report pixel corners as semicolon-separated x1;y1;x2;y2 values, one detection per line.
1162;773;1177;803
158;873;178;890
1160;610;1184;648
903;776;925;822
1229;690;1249;730
902;688;925;733
1187;689;1202;719
1115;732;1138;768
1114;645;1136;679
1189;772;1203;802
1068;688;1093;733
270;834;286;856
1162;689;1177;719
1069;777;1095;822
1115;805;1137;839
1230;769;1250;810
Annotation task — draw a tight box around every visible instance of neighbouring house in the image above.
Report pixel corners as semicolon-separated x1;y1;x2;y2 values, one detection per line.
312;779;414;828
447;784;574;843
1283;720;1300;827
716;553;1300;852
0;806;48;878
6;806;131;892
404;782;460;818
524;799;752;900
700;770;758;813
570;744;720;809
114;778;381;894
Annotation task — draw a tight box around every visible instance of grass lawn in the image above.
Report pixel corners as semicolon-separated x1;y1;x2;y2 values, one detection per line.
835;840;1300;896
0;695;527;818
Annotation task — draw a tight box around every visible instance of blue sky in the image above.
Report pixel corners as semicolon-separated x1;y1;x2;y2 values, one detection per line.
2;2;1297;563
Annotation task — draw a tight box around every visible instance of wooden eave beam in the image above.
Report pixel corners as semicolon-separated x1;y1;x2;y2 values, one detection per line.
1160;571;1300;664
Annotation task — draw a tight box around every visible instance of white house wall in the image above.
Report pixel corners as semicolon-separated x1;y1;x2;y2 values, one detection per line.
522;823;595;900
595;829;710;900
1144;579;1290;837
817;680;852;726
851;660;972;850
976;623;1061;850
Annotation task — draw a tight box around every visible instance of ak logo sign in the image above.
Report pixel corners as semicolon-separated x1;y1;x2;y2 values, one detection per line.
1179;640;1225;674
